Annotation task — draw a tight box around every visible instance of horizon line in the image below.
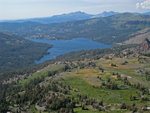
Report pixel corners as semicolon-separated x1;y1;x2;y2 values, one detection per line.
0;10;149;21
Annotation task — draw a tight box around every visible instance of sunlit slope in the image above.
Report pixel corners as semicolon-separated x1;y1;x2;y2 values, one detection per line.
5;50;150;113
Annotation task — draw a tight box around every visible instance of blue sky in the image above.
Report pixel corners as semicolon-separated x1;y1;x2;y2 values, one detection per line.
0;0;150;20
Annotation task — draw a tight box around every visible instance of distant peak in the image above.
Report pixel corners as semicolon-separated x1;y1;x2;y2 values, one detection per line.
103;11;115;13
74;11;85;13
68;11;89;15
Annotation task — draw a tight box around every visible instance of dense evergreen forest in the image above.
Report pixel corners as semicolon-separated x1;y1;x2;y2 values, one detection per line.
0;31;52;72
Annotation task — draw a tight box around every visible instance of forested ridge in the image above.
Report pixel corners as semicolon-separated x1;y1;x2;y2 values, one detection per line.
0;31;52;71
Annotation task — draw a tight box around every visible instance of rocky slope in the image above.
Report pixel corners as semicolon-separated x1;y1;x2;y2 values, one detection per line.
139;38;150;52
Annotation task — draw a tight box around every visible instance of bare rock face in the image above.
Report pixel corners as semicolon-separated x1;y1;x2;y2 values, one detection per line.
139;38;150;52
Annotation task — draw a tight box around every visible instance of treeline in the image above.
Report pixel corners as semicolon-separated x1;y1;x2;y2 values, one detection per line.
56;44;137;61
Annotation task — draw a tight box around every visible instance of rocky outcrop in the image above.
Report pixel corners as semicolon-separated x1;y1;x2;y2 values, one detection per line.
139;38;150;52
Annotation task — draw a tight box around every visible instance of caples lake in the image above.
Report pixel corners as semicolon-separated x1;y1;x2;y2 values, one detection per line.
27;38;111;63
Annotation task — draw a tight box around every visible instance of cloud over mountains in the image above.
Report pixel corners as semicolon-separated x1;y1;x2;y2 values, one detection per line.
136;0;150;9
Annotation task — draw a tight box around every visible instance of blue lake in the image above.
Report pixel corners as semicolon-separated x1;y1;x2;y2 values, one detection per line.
27;38;111;63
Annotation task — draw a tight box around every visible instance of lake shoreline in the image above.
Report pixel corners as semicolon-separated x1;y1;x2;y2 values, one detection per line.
26;38;111;64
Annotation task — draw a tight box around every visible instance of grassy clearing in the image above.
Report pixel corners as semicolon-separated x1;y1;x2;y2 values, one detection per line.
19;64;66;85
29;105;50;113
97;57;150;89
16;56;150;113
60;65;150;113
74;107;102;113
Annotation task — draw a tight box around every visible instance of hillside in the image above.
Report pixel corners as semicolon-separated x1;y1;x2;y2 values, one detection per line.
121;28;150;45
0;13;150;44
1;41;150;112
0;31;52;71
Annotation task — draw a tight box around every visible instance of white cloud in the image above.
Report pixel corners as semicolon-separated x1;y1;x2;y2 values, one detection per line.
136;3;140;9
136;0;150;9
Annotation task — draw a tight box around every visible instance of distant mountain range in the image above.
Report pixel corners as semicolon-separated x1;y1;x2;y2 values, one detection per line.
92;11;119;18
1;11;150;24
1;13;150;44
2;11;92;24
0;11;116;24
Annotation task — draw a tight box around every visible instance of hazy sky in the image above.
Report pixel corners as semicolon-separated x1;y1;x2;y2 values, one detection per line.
0;0;150;20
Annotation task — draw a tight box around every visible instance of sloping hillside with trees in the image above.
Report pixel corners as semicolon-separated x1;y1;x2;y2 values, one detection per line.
1;41;150;113
0;31;52;71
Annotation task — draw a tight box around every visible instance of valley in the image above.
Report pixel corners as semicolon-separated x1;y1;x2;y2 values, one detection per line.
1;41;150;113
1;11;150;113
